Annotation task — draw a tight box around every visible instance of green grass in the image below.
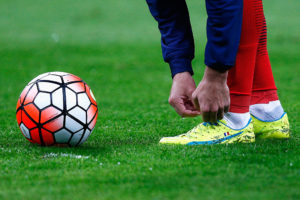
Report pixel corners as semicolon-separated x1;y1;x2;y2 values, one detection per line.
0;0;300;199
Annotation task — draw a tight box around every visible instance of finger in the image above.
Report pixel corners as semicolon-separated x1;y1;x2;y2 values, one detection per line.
169;98;184;116
181;100;202;117
210;111;218;123
181;110;202;117
183;98;200;111
224;106;229;113
192;95;200;110
173;101;201;117
185;102;199;111
187;94;198;111
217;108;224;120
202;111;210;122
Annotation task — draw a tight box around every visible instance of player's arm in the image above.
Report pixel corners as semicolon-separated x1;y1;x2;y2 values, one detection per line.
204;0;243;72
146;0;201;117
192;0;243;122
146;0;195;78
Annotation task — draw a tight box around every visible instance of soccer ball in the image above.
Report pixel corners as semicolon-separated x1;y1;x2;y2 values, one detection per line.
16;72;98;146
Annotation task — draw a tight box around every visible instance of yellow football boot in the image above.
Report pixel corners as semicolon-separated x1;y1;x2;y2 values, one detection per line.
251;113;290;139
159;119;255;145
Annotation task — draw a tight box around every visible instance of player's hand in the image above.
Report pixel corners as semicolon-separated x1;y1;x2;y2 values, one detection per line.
169;72;201;117
192;67;230;122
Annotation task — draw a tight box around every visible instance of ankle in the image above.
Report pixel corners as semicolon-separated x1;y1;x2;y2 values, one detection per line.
250;100;284;121
223;112;251;129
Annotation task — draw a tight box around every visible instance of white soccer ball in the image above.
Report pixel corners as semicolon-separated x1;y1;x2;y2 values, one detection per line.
16;72;98;146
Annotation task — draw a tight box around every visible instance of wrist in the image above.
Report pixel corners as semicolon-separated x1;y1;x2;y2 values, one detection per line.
203;66;228;83
173;72;193;82
169;59;194;78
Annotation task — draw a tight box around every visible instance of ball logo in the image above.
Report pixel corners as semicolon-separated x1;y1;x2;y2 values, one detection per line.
16;72;98;146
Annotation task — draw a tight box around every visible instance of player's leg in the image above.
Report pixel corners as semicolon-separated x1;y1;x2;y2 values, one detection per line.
225;0;259;129
159;0;259;145
250;0;278;110
249;0;289;139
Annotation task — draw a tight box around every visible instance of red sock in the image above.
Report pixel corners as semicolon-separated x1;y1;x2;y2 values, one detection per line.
251;1;278;104
228;0;278;113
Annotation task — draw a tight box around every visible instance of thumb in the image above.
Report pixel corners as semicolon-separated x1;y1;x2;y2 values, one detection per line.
187;92;197;110
191;93;200;111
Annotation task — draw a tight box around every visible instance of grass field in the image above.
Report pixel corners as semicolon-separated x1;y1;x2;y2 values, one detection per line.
0;0;299;199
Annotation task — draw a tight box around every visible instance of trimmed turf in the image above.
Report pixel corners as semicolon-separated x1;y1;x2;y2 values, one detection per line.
0;0;299;199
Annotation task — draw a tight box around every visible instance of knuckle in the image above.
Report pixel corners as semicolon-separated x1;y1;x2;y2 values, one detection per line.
202;105;212;113
211;107;218;113
218;102;224;109
201;105;209;112
202;109;209;113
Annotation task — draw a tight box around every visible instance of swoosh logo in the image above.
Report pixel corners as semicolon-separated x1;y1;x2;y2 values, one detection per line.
187;131;244;145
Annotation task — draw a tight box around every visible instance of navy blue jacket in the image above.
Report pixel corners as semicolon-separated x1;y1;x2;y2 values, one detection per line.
146;0;243;77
